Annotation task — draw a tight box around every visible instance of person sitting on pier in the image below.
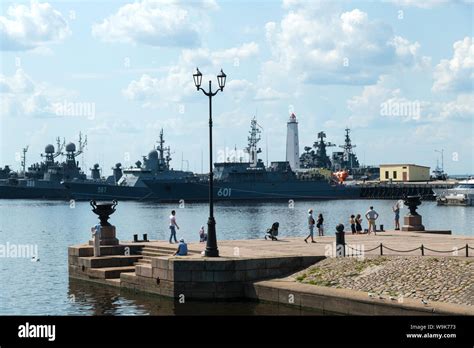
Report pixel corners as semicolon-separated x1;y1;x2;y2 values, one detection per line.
173;239;188;256
265;222;279;241
199;225;207;242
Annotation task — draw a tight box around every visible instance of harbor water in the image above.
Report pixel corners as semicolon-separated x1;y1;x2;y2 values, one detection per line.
0;199;472;315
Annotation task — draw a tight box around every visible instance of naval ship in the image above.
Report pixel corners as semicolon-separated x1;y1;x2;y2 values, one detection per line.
143;118;361;202
62;129;195;200
0;136;87;199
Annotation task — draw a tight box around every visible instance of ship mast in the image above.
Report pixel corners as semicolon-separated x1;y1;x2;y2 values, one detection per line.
244;117;262;167
339;127;356;170
314;131;335;169
76;132;87;157
157;129;165;163
21;145;29;174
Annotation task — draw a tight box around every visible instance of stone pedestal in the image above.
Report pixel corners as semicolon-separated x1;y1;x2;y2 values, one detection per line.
402;215;425;231
89;225;119;246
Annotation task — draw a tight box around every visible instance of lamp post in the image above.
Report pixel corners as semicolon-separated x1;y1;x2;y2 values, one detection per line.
193;67;227;257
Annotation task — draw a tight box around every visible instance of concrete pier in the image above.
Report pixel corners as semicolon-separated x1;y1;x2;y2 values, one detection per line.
68;230;474;315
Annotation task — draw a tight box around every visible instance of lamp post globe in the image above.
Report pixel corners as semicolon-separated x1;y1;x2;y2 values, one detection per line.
193;67;202;90
217;69;227;91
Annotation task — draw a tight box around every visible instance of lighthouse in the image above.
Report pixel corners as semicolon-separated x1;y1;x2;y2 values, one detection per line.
286;112;300;170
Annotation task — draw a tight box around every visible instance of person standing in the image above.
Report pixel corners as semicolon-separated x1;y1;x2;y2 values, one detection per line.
393;202;401;230
355;214;363;234
317;213;324;236
365;206;379;235
350;215;356;234
304;209;316;243
169;210;179;243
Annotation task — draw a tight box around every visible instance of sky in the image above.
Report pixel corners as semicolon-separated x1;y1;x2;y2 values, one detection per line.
0;0;473;176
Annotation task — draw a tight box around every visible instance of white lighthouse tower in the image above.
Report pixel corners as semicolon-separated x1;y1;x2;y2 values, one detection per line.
286;112;300;170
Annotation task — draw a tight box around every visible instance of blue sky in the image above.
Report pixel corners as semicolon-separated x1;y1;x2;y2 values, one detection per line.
1;0;473;175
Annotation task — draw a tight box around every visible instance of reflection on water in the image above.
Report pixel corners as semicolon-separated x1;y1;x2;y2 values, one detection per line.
67;279;323;316
0;199;472;315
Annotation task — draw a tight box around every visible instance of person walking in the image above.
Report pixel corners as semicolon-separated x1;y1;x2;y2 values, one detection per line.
365;206;379;235
350;215;356;234
393;202;401;230
355;214;363;234
169;210;179;243
304;209;316;243
317;213;324;236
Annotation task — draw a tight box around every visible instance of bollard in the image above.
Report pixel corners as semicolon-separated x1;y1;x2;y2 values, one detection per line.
380;224;384;232
133;234;138;242
466;244;469;257
380;243;383;256
421;244;424;256
143;233;148;242
335;224;346;257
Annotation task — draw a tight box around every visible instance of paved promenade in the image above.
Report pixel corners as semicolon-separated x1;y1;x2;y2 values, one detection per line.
138;230;474;258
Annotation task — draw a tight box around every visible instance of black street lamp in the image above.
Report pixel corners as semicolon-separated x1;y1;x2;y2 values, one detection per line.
193;67;227;257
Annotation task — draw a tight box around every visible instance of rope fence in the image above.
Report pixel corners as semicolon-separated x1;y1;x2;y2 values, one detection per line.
344;243;471;257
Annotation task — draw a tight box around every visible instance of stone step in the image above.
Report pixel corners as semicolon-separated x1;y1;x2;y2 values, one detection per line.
140;251;171;257
134;258;152;266
135;264;152;278
79;255;143;268
105;278;121;287
69;244;143;257
87;266;136;279
141;246;176;252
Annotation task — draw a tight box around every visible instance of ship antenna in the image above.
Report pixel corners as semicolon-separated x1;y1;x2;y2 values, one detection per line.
244;116;262;167
21;145;29;174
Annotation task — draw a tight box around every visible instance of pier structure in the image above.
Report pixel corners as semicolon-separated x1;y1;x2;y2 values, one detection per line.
69;230;473;315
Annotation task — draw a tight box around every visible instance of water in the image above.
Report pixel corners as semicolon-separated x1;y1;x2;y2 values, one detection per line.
0;199;472;315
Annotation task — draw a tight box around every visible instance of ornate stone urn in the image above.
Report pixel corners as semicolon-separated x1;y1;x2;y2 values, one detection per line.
89;200;119;246
402;195;425;231
90;200;117;226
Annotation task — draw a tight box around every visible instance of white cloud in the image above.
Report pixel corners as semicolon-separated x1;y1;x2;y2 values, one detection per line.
428;94;474;120
0;0;70;51
92;0;218;48
123;42;259;107
226;79;255;103
262;6;422;86
387;0;451;8
254;87;287;101
88;120;141;135
432;37;474;93
347;75;474;127
0;69;75;117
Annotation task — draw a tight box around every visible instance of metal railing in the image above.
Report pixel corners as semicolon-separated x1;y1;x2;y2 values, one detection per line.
345;243;471;257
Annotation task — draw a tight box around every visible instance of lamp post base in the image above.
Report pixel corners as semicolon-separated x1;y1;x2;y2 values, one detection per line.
205;216;219;257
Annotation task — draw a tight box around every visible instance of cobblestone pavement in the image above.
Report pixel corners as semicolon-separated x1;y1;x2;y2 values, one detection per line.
293;256;473;306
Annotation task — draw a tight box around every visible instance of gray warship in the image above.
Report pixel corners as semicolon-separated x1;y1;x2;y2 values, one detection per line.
62;129;195;200
0;135;87;199
143;117;361;202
